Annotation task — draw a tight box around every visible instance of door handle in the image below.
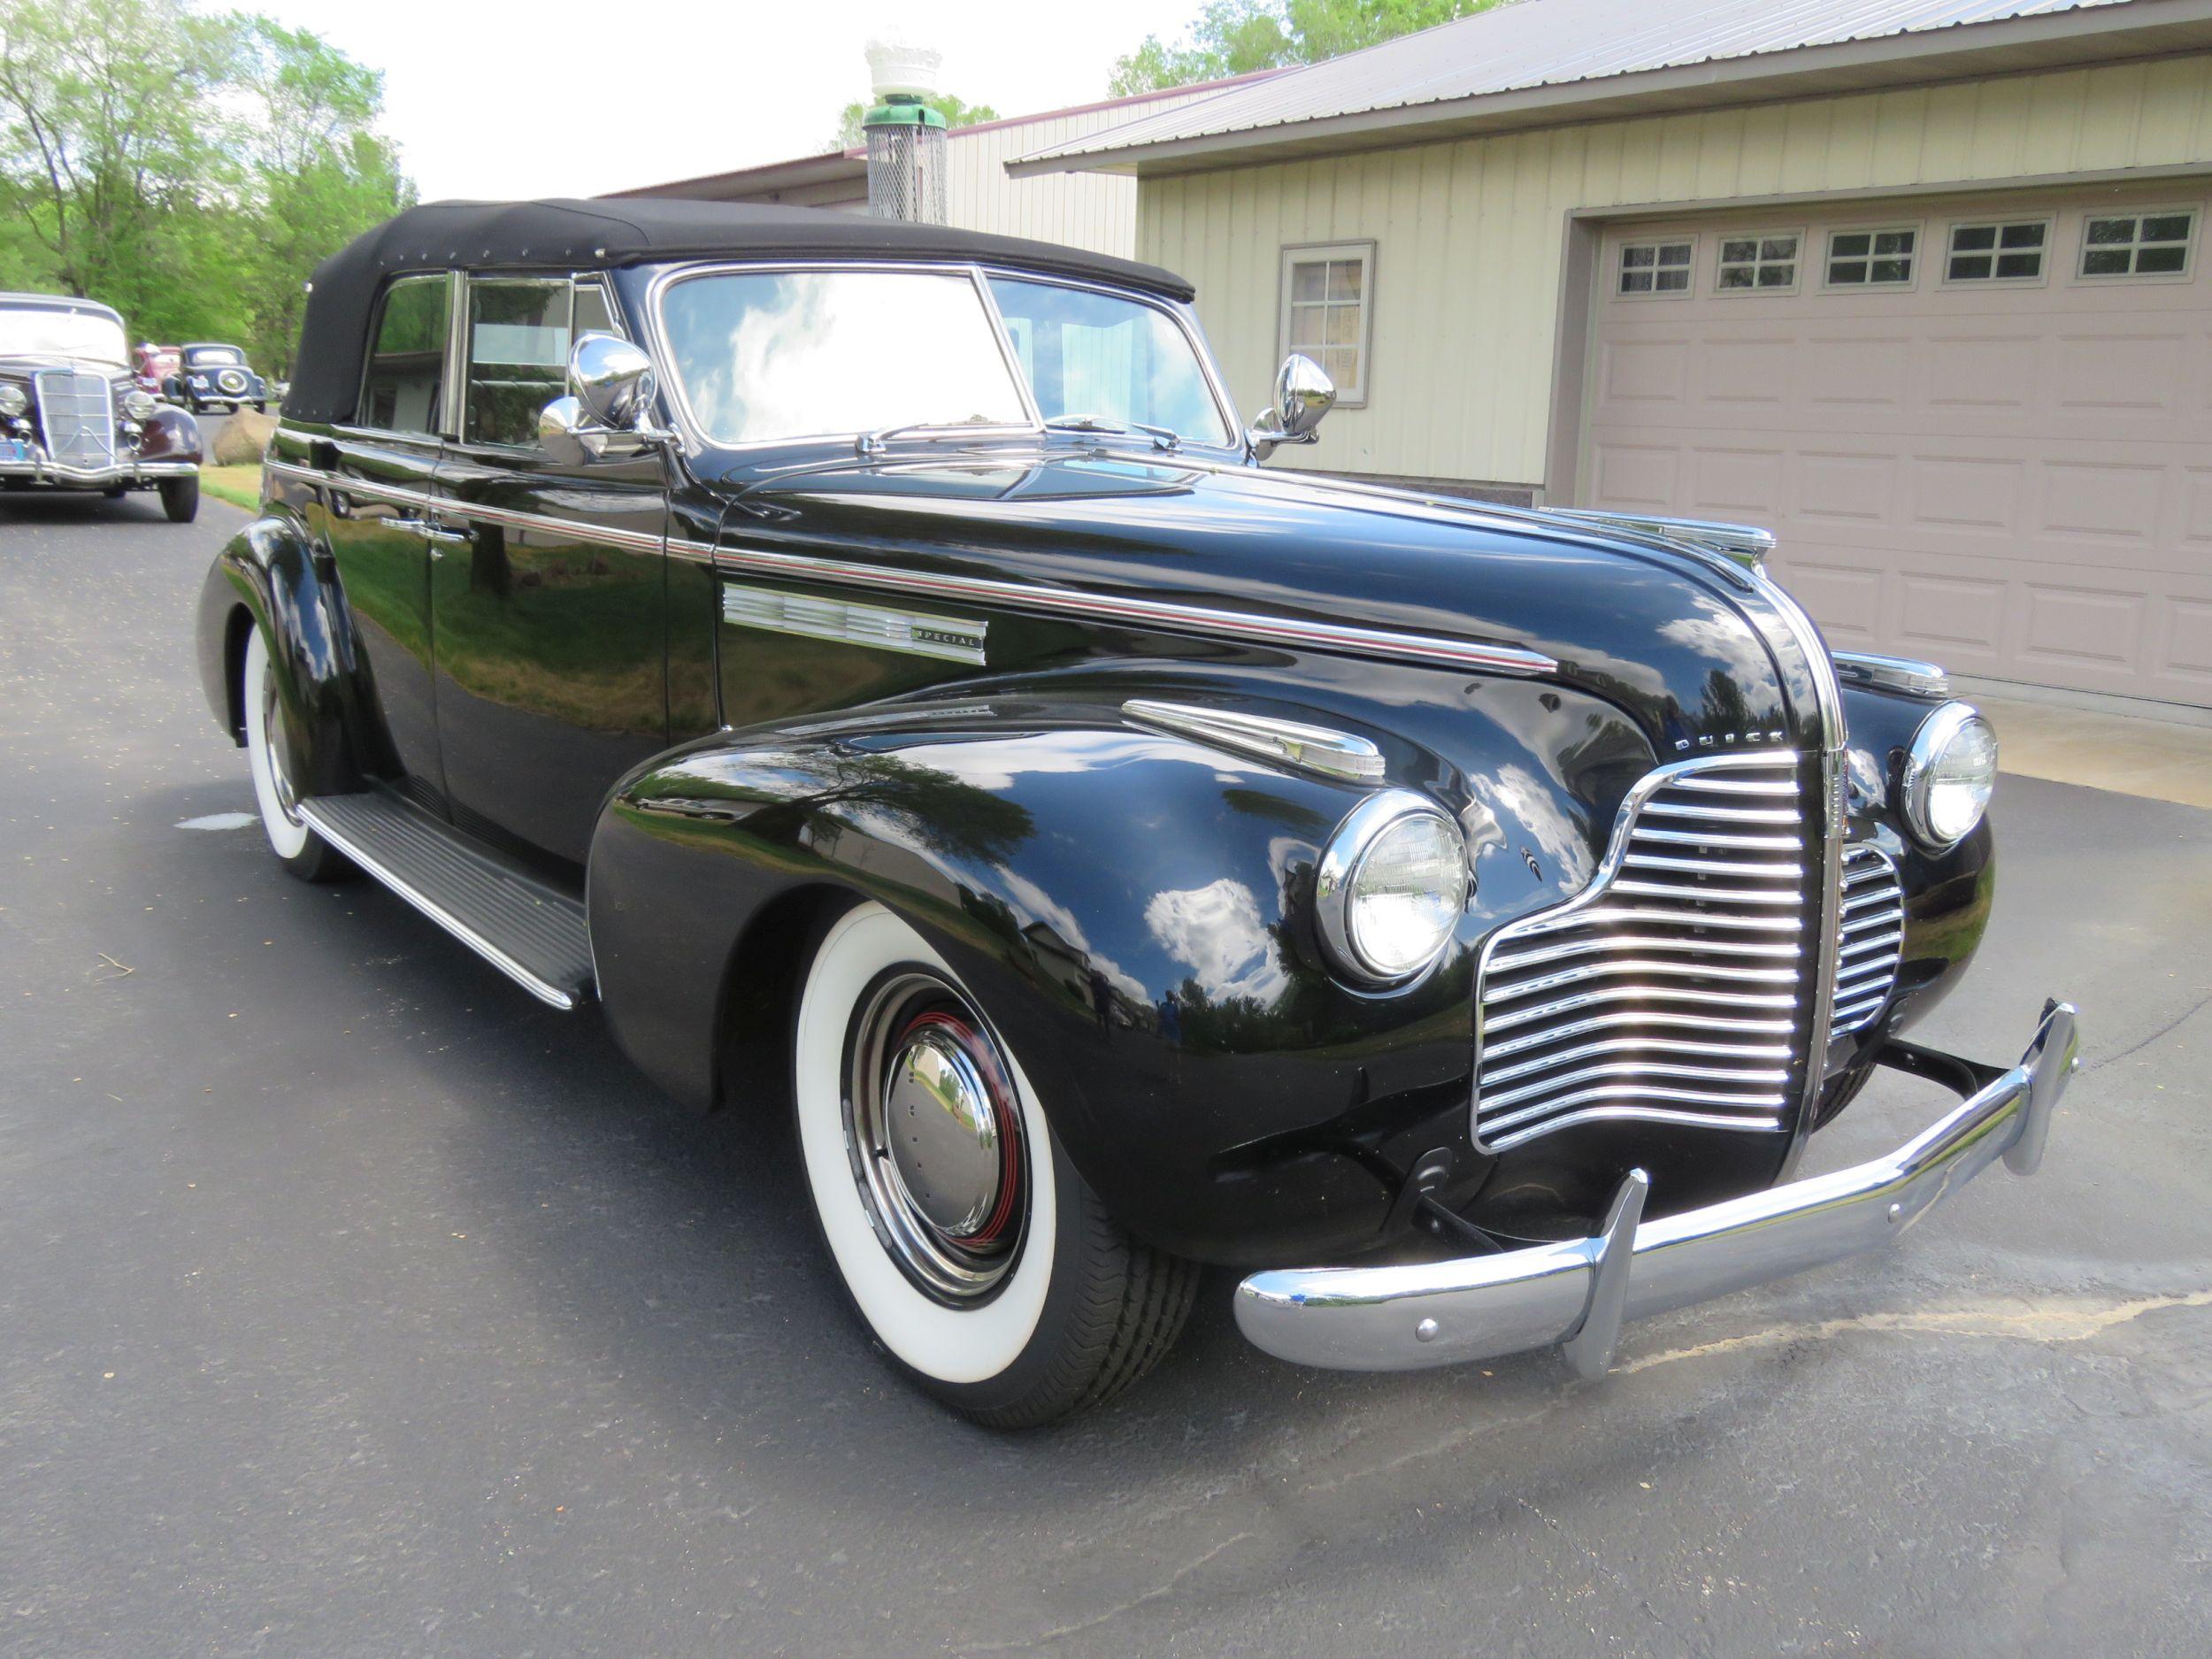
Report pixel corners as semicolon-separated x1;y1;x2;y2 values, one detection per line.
397;517;473;553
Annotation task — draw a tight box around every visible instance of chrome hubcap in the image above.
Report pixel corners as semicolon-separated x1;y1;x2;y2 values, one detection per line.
845;972;1025;1303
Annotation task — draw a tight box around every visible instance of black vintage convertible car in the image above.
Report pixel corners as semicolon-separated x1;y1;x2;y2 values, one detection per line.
196;199;2076;1427
1;291;203;519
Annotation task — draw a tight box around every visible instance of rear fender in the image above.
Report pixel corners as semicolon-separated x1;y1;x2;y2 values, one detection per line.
586;691;1493;1263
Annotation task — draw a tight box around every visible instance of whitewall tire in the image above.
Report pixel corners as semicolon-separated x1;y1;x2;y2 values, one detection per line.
242;626;348;882
794;902;1197;1427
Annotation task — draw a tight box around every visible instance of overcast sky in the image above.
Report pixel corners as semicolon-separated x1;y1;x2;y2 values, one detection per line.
232;0;1205;200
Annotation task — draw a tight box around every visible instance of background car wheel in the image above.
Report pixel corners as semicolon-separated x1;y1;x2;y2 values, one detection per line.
242;626;349;882
253;401;266;413
794;902;1196;1428
159;476;198;523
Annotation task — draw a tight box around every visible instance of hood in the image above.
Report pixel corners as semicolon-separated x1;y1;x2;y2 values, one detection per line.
710;445;1828;755
0;354;127;381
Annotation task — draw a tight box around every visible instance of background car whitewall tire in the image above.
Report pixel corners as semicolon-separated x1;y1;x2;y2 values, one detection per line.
794;901;1196;1427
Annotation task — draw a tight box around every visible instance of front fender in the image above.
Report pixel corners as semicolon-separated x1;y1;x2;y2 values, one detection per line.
140;405;201;465
588;692;1498;1265
194;510;359;797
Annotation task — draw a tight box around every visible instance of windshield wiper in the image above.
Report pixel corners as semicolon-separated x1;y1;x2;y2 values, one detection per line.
1043;413;1180;453
856;418;1005;458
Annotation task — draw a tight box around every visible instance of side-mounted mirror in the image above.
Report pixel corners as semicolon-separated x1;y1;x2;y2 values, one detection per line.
1246;353;1336;461
538;332;680;465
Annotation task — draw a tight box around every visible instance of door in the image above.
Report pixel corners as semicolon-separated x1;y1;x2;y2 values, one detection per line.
1580;183;2212;710
319;270;453;812
427;273;670;876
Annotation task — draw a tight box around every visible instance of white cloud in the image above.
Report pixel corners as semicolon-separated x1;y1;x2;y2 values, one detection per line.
234;0;1207;200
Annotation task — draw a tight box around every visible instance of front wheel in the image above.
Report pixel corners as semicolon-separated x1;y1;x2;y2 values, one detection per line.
159;476;198;523
794;902;1196;1428
242;626;349;882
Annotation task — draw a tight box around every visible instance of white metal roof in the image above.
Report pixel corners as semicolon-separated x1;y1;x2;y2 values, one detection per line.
1014;0;2184;172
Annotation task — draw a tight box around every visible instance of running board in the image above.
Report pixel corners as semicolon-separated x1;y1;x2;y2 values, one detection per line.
296;793;593;1010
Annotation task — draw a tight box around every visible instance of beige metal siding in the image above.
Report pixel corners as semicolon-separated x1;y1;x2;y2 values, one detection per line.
1584;183;2212;708
1140;55;2212;484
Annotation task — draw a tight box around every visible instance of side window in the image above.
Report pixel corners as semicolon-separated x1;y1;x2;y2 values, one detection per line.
1824;226;1916;288
1716;232;1801;292
465;278;573;448
2079;211;2196;278
1617;238;1694;296
1945;220;2048;283
573;280;617;338
357;273;451;436
1278;242;1373;405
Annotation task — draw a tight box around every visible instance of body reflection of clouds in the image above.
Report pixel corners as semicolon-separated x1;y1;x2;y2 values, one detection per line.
1659;595;1781;694
1144;879;1287;1004
1470;764;1594;887
995;864;1149;1004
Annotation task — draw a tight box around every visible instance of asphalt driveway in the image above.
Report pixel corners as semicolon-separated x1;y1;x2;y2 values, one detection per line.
3;494;2208;1657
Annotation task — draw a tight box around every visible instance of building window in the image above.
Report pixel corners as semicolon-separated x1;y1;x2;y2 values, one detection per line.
1825;226;1916;287
2079;211;2196;278
1279;242;1373;404
1946;220;2047;282
1716;233;1801;292
1617;238;1694;296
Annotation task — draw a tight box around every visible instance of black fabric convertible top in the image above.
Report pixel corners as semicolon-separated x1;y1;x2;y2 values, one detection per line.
285;197;1198;424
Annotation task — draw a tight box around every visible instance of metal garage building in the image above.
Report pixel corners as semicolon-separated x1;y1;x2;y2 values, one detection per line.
1014;0;2212;713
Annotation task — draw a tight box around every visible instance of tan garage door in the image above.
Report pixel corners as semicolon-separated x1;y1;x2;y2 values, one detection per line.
1582;183;2212;710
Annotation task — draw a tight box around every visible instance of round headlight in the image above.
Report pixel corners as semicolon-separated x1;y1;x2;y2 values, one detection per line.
122;388;157;420
1902;702;1997;848
1317;791;1469;985
0;383;25;417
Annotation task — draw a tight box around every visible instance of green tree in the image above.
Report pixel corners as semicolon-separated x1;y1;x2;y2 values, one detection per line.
1109;0;1506;95
0;0;408;374
832;92;999;151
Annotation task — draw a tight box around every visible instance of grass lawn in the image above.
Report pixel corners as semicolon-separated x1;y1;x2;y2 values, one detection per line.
201;464;263;511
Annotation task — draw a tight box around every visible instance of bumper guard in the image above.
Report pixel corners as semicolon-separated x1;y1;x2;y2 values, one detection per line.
1234;1001;2079;1377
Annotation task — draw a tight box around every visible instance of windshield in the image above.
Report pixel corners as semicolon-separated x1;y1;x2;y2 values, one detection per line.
0;305;127;365
658;270;1030;447
188;346;242;366
987;277;1231;446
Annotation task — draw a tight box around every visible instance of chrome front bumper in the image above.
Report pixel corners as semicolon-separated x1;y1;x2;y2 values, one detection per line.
1235;1001;2079;1378
0;455;197;487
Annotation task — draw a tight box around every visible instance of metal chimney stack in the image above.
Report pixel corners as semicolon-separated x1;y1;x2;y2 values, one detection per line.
862;37;948;224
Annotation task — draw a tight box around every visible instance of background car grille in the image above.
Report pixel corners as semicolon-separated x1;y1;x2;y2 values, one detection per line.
1473;751;1809;1153
33;371;117;472
1832;843;1904;1035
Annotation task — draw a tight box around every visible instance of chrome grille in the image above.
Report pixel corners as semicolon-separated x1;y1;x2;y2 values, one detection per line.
1832;843;1903;1035
34;371;117;472
1473;751;1809;1152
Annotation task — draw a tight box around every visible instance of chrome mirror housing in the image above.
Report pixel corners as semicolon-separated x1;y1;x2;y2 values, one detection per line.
571;332;656;430
539;334;677;464
1247;352;1336;460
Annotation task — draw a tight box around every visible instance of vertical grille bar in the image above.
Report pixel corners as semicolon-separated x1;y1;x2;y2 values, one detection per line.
33;371;117;472
1472;750;1810;1152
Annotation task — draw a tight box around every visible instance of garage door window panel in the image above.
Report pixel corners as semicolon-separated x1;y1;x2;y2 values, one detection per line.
1716;232;1801;294
1824;227;1918;290
1279;242;1373;405
2078;210;2198;280
1945;219;2051;286
1617;238;1694;298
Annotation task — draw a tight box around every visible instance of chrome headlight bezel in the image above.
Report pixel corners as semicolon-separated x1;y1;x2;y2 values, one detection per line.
1901;701;1997;849
0;382;26;418
1316;789;1470;987
121;388;157;421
